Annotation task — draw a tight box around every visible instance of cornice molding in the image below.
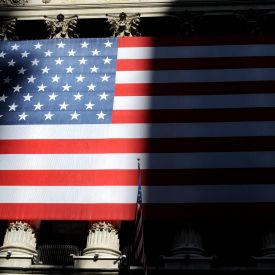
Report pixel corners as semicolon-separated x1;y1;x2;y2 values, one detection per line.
1;0;275;19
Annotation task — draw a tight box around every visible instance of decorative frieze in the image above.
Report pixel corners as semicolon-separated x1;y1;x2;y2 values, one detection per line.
44;13;78;39
0;221;37;267
106;12;141;37
0;0;28;6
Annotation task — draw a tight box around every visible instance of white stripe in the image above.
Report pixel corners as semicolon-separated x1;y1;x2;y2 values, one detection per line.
1;122;275;139
0;186;137;203
116;68;275;83
1;185;275;203
118;45;275;59
113;94;275;110
2;152;275;170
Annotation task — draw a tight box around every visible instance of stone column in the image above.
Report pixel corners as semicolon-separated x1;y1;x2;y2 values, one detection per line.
163;223;213;269
254;225;275;269
73;222;122;269
0;221;37;267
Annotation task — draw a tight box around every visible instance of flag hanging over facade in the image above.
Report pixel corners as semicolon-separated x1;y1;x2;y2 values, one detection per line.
1;36;275;220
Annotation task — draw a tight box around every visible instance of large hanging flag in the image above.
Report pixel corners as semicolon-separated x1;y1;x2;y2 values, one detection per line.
1;36;275;220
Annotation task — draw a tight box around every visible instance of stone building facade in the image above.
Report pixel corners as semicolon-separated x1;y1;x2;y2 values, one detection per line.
1;0;275;274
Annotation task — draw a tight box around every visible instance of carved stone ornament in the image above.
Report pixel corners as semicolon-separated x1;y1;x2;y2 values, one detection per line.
0;17;17;41
106;12;141;37
0;0;28;6
44;13;78;39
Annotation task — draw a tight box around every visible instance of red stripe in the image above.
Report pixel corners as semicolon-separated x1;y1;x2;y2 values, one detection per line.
142;203;275;220
0;139;147;154
118;36;275;47
117;57;275;71
0;203;136;220
1;203;275;221
2;137;275;154
115;81;275;96
2;168;275;186
0;170;138;186
112;108;275;123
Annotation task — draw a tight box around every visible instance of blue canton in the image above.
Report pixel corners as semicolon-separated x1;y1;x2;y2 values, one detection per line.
0;38;117;124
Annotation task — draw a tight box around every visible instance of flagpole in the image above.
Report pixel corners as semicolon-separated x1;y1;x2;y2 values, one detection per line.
134;158;147;275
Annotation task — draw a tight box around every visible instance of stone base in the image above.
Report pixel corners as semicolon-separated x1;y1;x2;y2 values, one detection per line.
163;256;213;270
254;256;275;269
73;255;121;269
0;255;34;268
0;245;37;268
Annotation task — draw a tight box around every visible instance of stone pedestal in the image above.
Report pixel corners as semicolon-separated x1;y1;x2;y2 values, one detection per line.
163;223;212;270
73;222;121;269
0;221;37;267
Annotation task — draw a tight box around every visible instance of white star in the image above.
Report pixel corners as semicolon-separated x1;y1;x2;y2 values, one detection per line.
37;83;47;92
81;41;89;48
59;101;69;110
101;74;110;82
68;49;76;56
62;83;72;91
13;84;22;93
45;112;54;120
18;67;26;75
0;51;6;58
96;111;107;119
99;91;109;100
66;66;75;73
103;56;112;64
27;75;36;83
3;76;11;84
44;50;53;57
91;49;100;56
34;42;43;49
8;102;18;111
48;92;58;101
34;102;44;110
74;92;83;100
85;101;95;110
55;57;64;65
11;43;19;50
31;58;40;66
0;94;8;102
8;59;16;67
23;93;33;101
76;74;85;82
18;112;28;120
70;111;80;120
78;57;87;65
90;65;99;73
104;40;113;47
41;66;50;74
21;51;30;58
51;74;60;83
87;83;96;91
57;41;66;48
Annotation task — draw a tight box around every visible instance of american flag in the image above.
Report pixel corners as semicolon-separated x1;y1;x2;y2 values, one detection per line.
1;36;275;220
